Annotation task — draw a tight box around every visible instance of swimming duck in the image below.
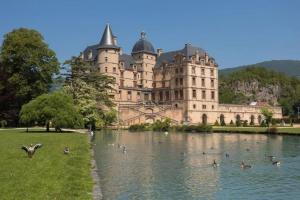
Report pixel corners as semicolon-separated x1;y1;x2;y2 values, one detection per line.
240;161;251;169
225;153;230;158
272;160;281;166
122;146;127;153
164;131;168;135
212;160;218;168
21;144;42;158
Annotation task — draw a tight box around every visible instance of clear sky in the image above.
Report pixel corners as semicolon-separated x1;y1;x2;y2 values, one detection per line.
0;0;299;68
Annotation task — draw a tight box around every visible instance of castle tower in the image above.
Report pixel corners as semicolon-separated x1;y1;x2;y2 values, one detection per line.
97;24;120;98
131;32;156;101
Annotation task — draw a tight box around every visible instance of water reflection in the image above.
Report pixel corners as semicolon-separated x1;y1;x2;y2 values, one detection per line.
94;131;300;200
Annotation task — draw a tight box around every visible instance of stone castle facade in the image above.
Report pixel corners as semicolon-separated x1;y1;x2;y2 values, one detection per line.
81;24;282;125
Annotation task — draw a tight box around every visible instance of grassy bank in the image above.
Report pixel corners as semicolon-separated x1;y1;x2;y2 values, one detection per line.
0;129;93;200
213;126;300;135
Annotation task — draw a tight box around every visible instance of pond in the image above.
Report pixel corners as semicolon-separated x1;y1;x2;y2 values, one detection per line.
93;131;300;200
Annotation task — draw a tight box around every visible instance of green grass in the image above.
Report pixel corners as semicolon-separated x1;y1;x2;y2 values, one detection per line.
0;129;93;200
213;126;300;134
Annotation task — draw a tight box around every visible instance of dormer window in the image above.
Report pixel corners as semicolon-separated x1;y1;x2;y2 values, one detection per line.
105;57;108;62
88;50;92;59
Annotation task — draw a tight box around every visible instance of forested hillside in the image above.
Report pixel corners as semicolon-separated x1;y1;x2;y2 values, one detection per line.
219;67;300;116
220;60;300;78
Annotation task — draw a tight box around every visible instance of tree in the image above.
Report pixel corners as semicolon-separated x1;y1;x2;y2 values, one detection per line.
0;28;59;125
261;107;273;126
20;91;83;132
63;56;116;129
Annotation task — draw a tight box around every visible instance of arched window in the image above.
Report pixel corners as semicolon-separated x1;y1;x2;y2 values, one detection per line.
258;115;262;124
202;114;208;124
220;114;225;126
250;115;255;125
236;114;241;126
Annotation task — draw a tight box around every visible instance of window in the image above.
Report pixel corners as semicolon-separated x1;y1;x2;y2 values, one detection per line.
202;105;207;109
180;90;183;100
119;90;122;98
192;67;196;74
175;90;179;100
201;78;205;87
202;90;206;99
211;79;214;87
210;69;214;76
153;82;156;88
175;78;178;86
175;68;178;74
152;93;155;101
212;105;215;110
166;91;169;101
180;78;183;86
105;67;108;73
127;91;132;100
192;90;197;98
180;68;183;73
113;67;116;73
134;74;136;79
162;81;165;88
105;57;108;62
192;77;196;85
159;91;163;101
201;68;205;75
211;91;215;100
137;92;141;100
193;104;196;109
120;80;124;87
121;71;124;78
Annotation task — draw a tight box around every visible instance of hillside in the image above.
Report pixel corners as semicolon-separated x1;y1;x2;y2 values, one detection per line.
220;60;300;78
219;67;300;116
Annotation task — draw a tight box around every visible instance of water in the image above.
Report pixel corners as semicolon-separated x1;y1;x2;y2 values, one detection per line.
93;131;300;200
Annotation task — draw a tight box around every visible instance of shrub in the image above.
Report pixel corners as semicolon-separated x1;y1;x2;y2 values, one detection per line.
235;120;241;127
249;120;254;126
229;120;234;126
128;123;150;131
267;127;278;134
152;118;171;132
243;120;248;127
0;120;7;128
214;120;220;126
220;119;226;126
260;120;267;127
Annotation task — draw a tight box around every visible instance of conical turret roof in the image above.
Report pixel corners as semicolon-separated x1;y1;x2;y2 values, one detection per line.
98;24;119;49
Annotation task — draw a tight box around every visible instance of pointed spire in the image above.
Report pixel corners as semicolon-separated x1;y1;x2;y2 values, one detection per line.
99;24;119;49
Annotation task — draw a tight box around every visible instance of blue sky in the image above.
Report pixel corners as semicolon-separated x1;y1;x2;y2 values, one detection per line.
0;0;299;68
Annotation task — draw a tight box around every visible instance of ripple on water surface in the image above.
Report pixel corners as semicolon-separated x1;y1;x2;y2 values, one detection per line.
94;131;300;200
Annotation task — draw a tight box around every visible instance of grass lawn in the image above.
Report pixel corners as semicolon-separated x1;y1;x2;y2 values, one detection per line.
0;129;93;200
213;126;300;134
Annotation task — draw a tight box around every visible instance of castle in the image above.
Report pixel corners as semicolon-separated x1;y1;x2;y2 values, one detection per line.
81;24;282;125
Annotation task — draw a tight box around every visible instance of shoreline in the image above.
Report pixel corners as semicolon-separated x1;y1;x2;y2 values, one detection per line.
88;132;103;200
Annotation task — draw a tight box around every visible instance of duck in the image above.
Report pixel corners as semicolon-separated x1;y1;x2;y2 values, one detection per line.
240;161;252;169
246;148;250;152
122;146;127;153
272;160;281;166
212;159;218;168
225;153;230;158
21;144;42;158
64;147;70;155
202;151;206;155
164;131;168;135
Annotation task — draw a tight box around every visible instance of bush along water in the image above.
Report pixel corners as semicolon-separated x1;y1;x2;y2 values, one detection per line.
128;119;212;133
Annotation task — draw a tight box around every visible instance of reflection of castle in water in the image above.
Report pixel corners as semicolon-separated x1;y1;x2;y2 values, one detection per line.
94;132;283;199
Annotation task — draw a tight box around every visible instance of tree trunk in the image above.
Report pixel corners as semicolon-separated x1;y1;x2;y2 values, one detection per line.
46;122;50;132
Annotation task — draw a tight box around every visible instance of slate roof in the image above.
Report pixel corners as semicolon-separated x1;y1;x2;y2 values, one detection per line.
132;32;156;55
120;54;134;70
155;44;207;67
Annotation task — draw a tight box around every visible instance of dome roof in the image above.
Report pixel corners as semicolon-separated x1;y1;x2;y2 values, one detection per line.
132;32;156;55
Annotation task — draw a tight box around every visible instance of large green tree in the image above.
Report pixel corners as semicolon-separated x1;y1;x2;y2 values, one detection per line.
20;91;83;132
63;56;117;128
0;28;59;125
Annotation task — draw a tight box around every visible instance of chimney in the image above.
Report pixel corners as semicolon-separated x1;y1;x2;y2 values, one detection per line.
113;36;118;46
157;48;163;56
205;53;209;63
195;50;199;61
